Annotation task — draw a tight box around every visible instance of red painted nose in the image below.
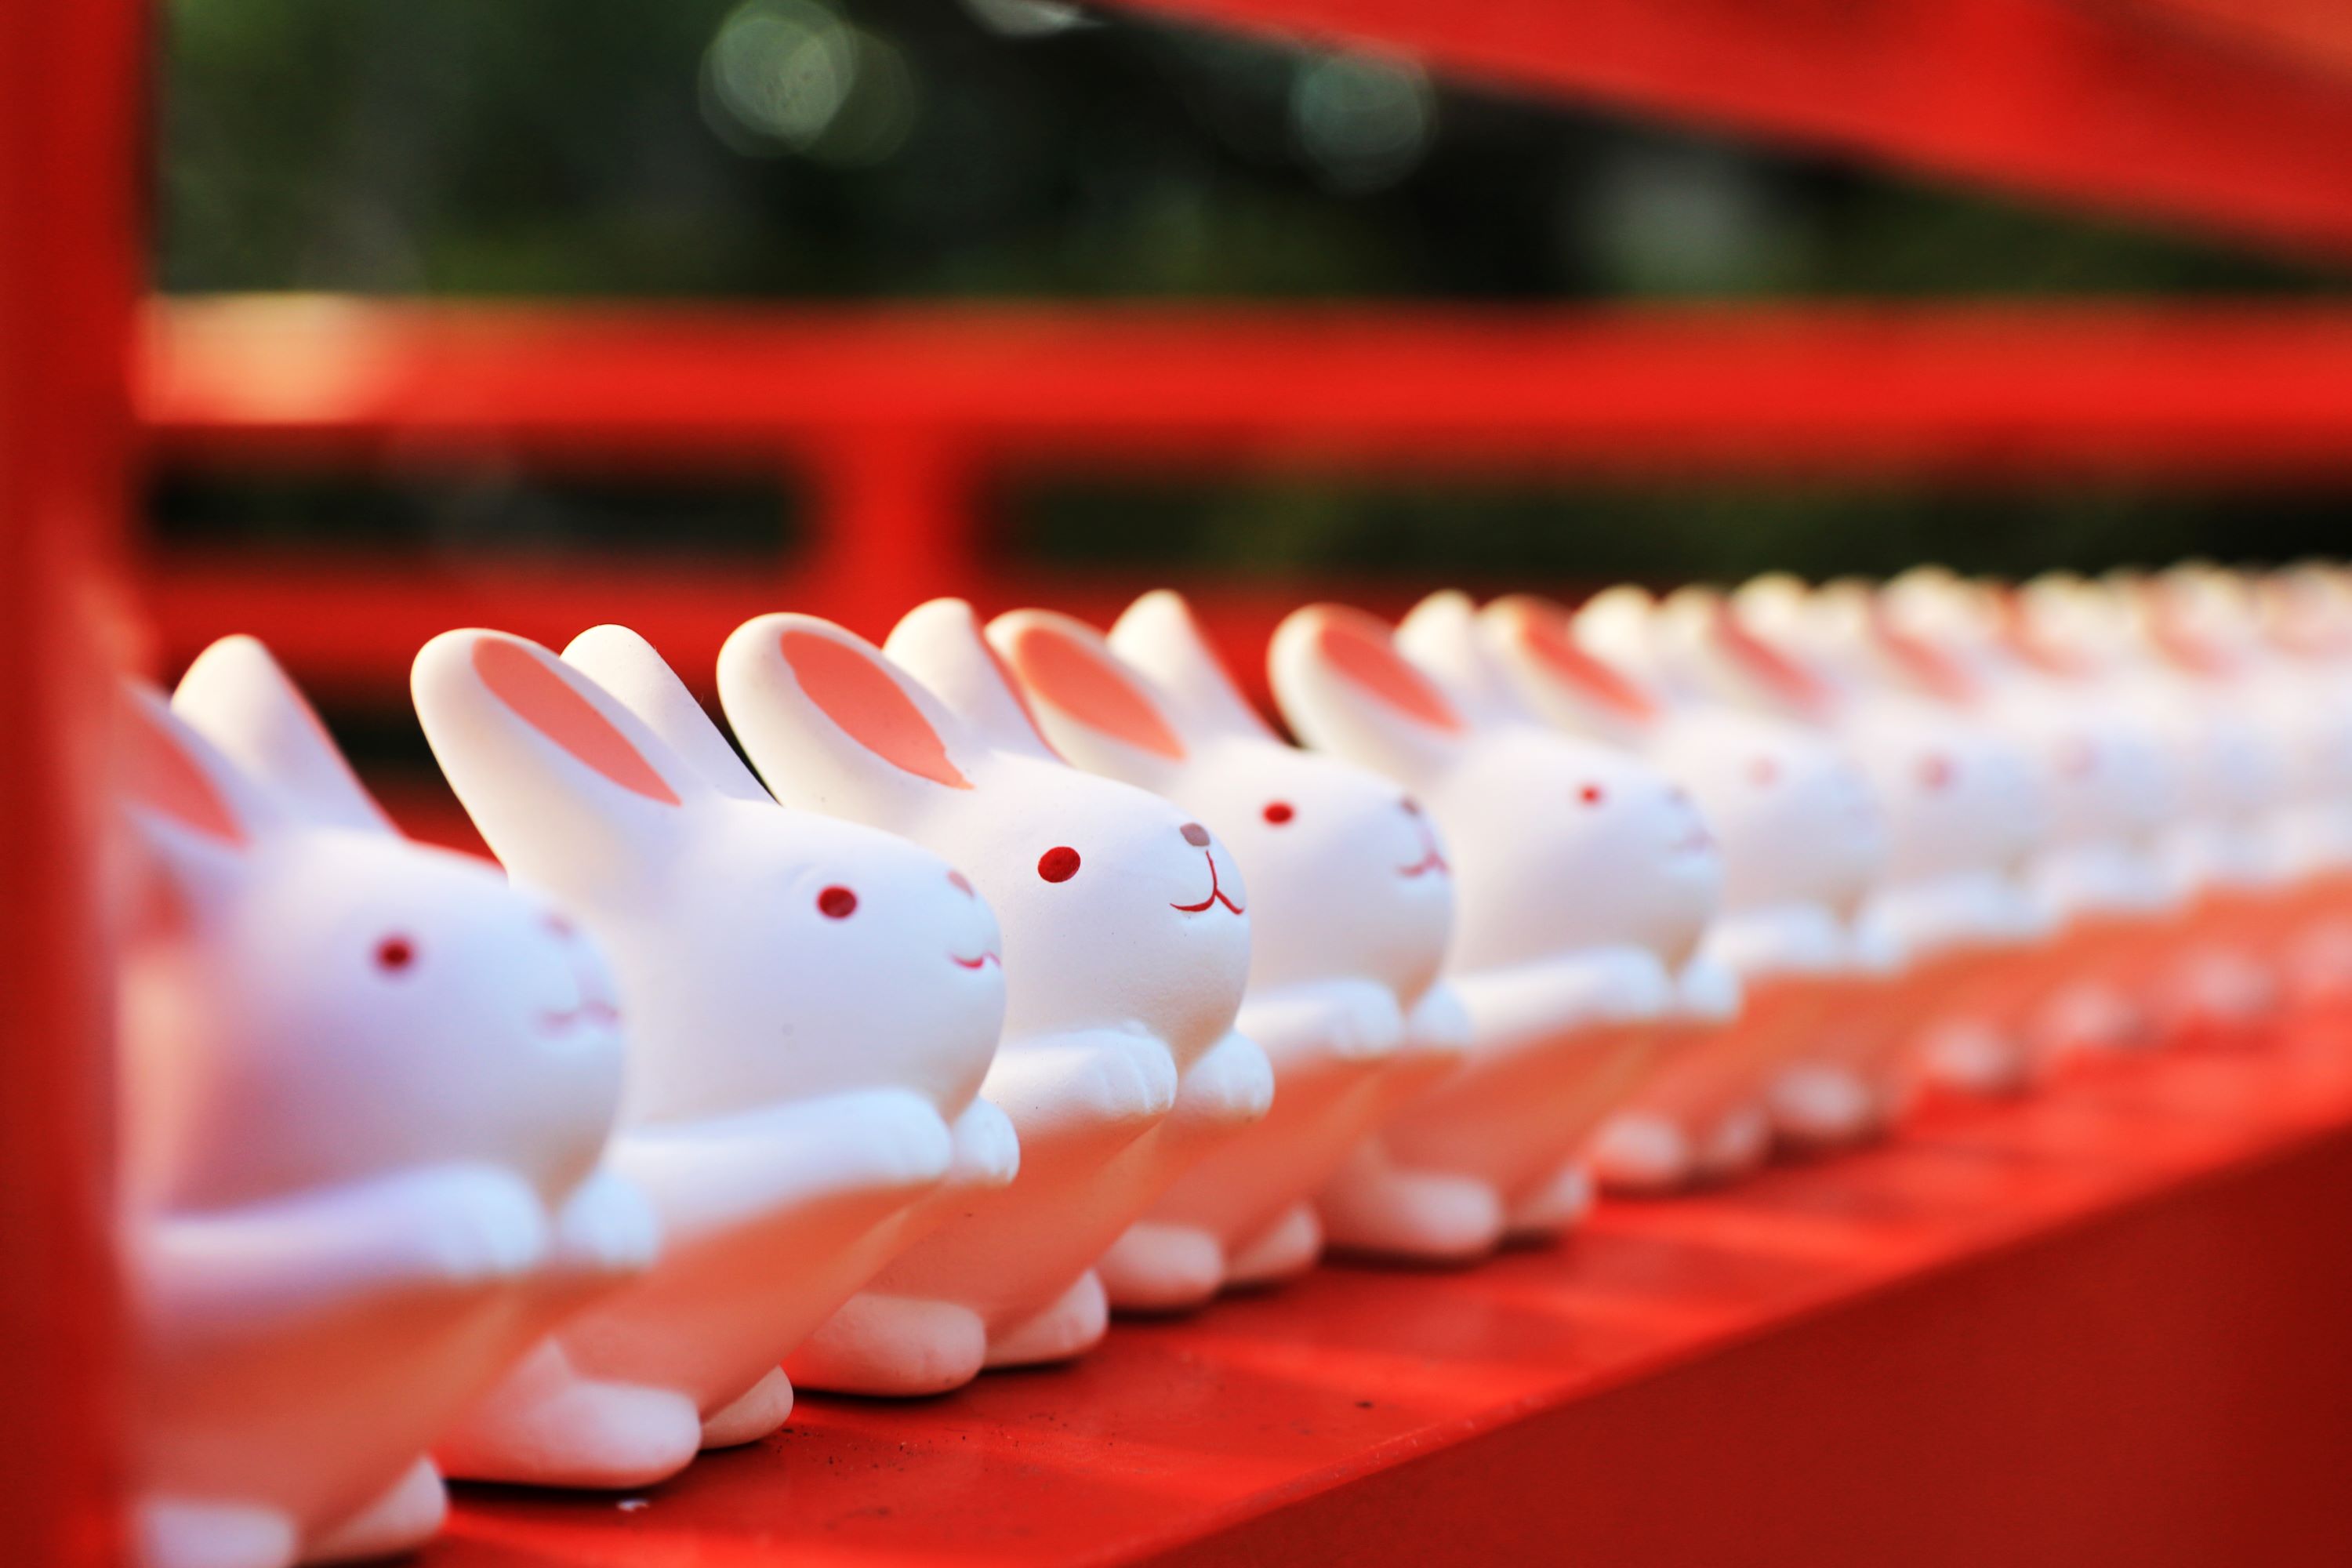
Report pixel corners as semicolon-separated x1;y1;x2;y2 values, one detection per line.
1181;822;1211;847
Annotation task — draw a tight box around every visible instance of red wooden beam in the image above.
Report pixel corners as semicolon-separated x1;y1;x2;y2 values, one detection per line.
143;297;2352;482
1093;0;2352;261
426;1033;2352;1568
0;3;143;1566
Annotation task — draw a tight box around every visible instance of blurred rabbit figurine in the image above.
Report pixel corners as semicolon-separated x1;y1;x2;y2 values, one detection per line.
121;637;652;1568
1653;585;2055;1095
717;603;1268;1389
2016;573;2290;1037
1268;593;1722;1254
1864;570;2183;1062
1483;592;1899;1163
412;627;1011;1483
985;593;1465;1303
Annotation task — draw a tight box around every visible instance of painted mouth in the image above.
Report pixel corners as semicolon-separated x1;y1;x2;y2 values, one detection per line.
539;997;621;1035
951;950;1001;971
1171;851;1245;916
1397;843;1450;879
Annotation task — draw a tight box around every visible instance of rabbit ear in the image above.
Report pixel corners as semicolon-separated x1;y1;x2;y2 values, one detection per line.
883;598;1065;764
1483;594;1662;745
986;608;1186;783
1109;590;1278;744
117;684;285;909
1269;602;1467;786
171;635;397;837
1864;598;1984;705
1694;595;1841;723
561;624;773;804
412;629;703;888
1395;591;1527;726
718;611;986;826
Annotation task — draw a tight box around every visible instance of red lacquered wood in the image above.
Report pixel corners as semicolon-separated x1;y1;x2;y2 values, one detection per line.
421;1033;2352;1567
136;298;2352;705
0;2;144;1564
142;300;2352;481
1100;0;2352;260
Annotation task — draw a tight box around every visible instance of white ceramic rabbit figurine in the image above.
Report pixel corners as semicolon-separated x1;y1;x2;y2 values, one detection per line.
1268;593;1722;1253
120;637;652;1568
412;627;1011;1482
1646;584;2055;1095
1482;592;1899;1163
1864;570;2183;1061
717;602;1268;1390
2014;573;2290;1036
984;592;1465;1302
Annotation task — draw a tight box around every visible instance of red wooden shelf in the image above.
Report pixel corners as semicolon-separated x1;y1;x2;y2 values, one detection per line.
429;1028;2352;1568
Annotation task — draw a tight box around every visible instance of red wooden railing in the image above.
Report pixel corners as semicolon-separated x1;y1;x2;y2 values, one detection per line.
140;296;2352;706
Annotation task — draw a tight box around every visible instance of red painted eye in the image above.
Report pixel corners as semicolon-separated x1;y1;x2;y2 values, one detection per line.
1918;753;1955;791
374;935;416;974
1263;801;1294;825
1749;757;1778;787
1038;846;1081;883
818;885;858;919
1578;783;1606;806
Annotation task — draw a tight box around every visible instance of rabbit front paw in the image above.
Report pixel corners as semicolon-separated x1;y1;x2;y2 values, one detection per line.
550;1168;661;1282
416;1167;552;1287
947;1098;1021;1190
1174;1031;1275;1129
858;1097;960;1192
1323;985;1407;1063
1076;1036;1181;1125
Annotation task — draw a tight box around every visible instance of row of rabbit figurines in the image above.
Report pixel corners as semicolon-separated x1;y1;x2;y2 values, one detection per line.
118;566;2352;1568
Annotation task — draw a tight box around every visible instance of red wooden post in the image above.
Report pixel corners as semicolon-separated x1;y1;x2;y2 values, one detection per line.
0;1;147;1563
804;427;986;637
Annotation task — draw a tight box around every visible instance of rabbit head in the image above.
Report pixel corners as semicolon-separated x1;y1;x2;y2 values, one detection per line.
1678;590;2047;885
118;639;625;1216
1269;594;1719;973
1483;594;1884;920
412;627;1005;1127
979;592;1454;1005
1860;576;2176;851
717;603;1251;1058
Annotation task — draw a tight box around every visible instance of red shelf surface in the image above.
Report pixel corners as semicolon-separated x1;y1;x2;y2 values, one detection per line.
429;1029;2352;1568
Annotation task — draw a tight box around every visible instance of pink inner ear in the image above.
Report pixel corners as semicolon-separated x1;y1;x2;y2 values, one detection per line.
981;637;1064;760
781;630;974;789
1870;608;1982;704
1712;604;1834;716
1314;612;1464;732
1512;607;1660;724
123;701;245;845
1009;624;1184;760
473;639;683;806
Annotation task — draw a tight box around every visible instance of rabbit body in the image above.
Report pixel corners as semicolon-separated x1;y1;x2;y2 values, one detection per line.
1267;596;1719;1256
414;626;1010;1480
122;639;651;1568
986;593;1465;1305
717;602;1266;1391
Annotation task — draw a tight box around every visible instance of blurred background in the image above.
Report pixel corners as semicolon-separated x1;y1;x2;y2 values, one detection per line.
146;0;2352;823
